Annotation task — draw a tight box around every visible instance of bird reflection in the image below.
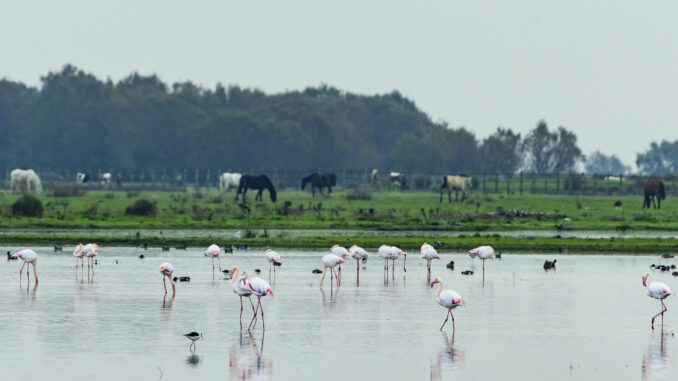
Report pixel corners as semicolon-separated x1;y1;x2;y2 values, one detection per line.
229;332;272;380
185;354;202;367
430;332;465;380
320;287;339;306
641;331;673;381
162;295;174;309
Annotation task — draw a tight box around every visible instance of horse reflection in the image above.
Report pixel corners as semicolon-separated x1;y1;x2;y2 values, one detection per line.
229;332;272;380
642;332;672;381
430;332;465;380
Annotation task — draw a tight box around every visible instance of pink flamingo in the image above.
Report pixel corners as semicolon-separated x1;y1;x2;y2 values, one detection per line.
230;265;257;329
205;244;222;276
468;246;494;285
349;245;368;286
247;276;274;331
421;243;440;280
12;249;38;287
83;243;98;277
378;245;407;278
431;277;466;335
642;272;675;330
159;263;176;296
265;249;281;275
73;243;85;271
330;245;350;285
320;254;345;289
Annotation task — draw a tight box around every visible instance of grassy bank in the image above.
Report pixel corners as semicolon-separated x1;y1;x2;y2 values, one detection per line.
2;232;678;254
0;188;676;231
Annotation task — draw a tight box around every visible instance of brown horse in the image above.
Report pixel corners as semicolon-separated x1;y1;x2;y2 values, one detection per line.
643;180;665;209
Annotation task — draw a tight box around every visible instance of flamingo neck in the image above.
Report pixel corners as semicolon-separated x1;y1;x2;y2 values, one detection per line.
436;281;443;301
230;268;240;286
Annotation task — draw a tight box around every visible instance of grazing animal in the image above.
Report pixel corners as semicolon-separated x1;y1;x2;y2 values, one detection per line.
349;245;369;286
265;249;282;275
543;259;557;270
75;172;90;184
235;175;277;202
10;169;42;194
230;266;257;329
469;246;495;285
219;172;242;192
320;254;346;289
160;263;176;296
247;276;274;331
371;169;379;187
421;243;441;280
205;244;222;276
12;249;39;286
431;277;466;335
99;172;112;187
643;180;665;209
440;175;472;202
389;172;408;190
642;272;675;330
301;173;337;197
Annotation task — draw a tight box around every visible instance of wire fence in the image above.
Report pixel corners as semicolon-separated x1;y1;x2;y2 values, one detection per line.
0;167;672;196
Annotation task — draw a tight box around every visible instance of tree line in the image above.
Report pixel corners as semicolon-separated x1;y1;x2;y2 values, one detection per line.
0;64;669;175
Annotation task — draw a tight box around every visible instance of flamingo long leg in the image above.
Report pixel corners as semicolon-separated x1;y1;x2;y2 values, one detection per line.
651;300;669;329
217;256;222;272
163;276;167;294
356;260;360;287
320;266;327;288
440;310;451;331
249;298;261;331
19;262;26;284
240;296;244;329
32;263;38;286
259;297;265;330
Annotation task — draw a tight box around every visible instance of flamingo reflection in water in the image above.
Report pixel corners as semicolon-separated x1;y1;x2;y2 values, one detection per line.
641;333;672;381
230;332;272;380
430;332;465;381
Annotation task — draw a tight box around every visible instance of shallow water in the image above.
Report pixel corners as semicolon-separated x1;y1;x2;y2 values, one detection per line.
1;247;677;380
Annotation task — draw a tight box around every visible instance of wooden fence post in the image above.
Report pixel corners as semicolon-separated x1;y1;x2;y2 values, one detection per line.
519;171;523;194
556;173;560;194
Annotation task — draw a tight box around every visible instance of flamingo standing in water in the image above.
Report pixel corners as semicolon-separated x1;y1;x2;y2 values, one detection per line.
349;245;368;286
421;243;440;280
73;244;85;271
230;266;257;329
12;249;38;287
265;249;281;275
468;246;495;285
160;263;176;296
642;272;675;330
247;276;274;331
205;244;222;276
431;277;465;335
320;254;345;289
379;245;407;279
83;243;98;277
330;245;350;285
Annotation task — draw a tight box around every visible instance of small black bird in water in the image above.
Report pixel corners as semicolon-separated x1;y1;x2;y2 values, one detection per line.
175;244;187;250
222;269;230;274
138;254;145;259
254;269;261;275
495;252;502;259
54;245;63;252
7;251;16;261
184;332;203;351
446;261;455;270
361;257;368;264
312;269;322;274
273;262;282;267
161;245;170;252
673;271;678;277
543;259;556;270
173;276;191;282
662;254;674;259
461;270;474;275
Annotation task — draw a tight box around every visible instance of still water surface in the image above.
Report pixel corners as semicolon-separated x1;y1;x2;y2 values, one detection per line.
1;247;676;380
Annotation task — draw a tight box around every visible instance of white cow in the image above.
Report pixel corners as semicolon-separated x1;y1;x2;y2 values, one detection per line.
440;175;472;202
219;172;242;192
10;169;42;194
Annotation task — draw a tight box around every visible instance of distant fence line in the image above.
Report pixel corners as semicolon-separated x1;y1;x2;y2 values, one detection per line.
0;167;670;196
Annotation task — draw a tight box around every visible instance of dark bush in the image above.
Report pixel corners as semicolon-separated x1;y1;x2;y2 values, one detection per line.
12;195;43;217
125;199;157;217
51;185;87;197
345;188;372;200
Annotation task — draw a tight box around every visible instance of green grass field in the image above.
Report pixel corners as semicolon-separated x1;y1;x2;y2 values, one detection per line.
0;188;675;231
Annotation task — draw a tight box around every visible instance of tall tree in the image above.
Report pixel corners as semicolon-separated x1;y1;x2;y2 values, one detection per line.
522;120;583;174
479;128;521;174
585;151;630;174
636;141;678;174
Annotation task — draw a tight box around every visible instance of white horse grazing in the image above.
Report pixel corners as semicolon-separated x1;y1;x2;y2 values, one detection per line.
99;173;112;187
219;172;242;192
441;175;472;202
10;169;42;194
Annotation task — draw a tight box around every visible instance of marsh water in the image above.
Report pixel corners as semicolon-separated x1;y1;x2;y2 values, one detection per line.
1;246;676;380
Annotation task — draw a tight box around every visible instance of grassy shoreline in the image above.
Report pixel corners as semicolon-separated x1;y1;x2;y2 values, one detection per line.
2;233;677;253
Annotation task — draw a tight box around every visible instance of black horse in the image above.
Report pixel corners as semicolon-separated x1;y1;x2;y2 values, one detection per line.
301;173;336;197
643;180;665;209
235;175;277;203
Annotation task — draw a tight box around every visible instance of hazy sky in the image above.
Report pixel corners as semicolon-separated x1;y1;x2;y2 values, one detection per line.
2;1;678;167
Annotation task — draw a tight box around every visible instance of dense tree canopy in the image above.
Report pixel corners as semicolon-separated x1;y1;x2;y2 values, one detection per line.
0;65;588;176
585;151;630;175
636;141;678;174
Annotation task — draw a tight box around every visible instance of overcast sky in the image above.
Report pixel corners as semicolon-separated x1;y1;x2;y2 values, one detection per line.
2;1;678;167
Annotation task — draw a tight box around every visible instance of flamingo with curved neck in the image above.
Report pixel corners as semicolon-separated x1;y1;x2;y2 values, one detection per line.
431;277;465;335
230;266;257;329
642;272;675;330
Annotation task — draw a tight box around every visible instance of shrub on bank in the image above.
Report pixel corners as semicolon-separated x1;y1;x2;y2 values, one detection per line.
125;199;157;217
11;194;43;217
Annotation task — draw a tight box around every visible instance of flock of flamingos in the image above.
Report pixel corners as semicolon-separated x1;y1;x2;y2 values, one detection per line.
9;242;675;336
